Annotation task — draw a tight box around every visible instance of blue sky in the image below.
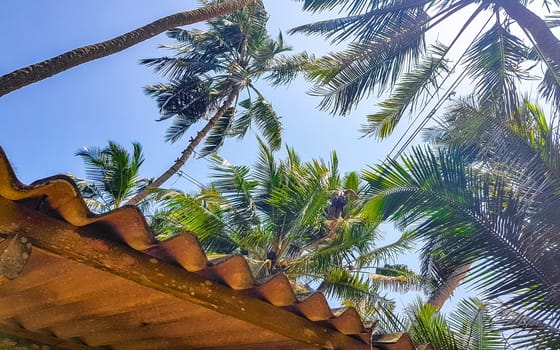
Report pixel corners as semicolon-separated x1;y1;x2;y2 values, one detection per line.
0;0;469;311
0;0;411;184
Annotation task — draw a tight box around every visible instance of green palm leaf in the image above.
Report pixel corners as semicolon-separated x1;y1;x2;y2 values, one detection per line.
355;232;416;268
291;0;432;43
198;107;236;157
408;301;459;350
538;63;560;111
296;0;376;14
154;187;240;253
74;141;148;209
307;18;427;114
363;145;560;339
371;264;429;293
361;43;450;138
463;21;531;113
449;298;503;350
408;298;502;350
245;96;282;150
265;52;314;85
209;155;259;233
318;267;379;301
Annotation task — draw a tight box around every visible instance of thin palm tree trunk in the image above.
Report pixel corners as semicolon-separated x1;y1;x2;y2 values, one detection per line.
0;0;255;97
427;263;470;310
501;0;560;67
125;91;238;206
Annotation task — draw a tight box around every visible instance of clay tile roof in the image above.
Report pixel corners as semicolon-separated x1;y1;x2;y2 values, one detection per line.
0;147;420;350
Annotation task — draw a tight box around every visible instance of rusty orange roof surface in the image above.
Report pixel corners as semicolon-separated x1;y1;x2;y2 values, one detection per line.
0;147;420;350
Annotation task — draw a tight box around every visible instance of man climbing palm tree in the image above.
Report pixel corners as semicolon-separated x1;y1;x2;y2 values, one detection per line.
327;188;359;220
153;140;423;317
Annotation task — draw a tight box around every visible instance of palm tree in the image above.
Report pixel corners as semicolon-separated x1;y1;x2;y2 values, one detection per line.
126;1;309;205
72;141;152;212
360;99;560;346
0;0;257;97
291;0;560;140
152;139;423;317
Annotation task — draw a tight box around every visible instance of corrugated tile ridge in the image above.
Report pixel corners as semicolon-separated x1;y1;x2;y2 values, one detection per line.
0;146;369;338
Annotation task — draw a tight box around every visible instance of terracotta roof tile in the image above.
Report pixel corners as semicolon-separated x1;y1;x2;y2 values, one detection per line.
0;146;421;350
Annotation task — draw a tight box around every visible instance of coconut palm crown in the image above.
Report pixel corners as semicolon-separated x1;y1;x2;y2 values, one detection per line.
362;99;560;347
127;0;310;205
72;141;152;213
152;139;424;319
291;0;560;141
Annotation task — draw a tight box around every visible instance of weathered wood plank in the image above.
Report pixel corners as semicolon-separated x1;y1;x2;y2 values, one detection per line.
0;323;99;350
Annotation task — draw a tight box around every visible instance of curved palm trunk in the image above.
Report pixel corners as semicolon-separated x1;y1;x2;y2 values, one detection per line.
500;0;560;67
0;0;255;97
427;264;470;310
125;91;238;206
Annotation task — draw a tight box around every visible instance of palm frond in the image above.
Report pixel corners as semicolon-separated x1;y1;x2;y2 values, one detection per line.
290;222;375;275
164;114;204;143
421;96;490;148
291;0;431;44
492;301;560;349
342;171;360;192
198;107;236;157
363;145;560;338
252;137;278;198
74;141;146;208
289;14;369;41
246;96;283;150
154;189;237;253
307;18;427;115
464;21;531;114
355;232;415;268
251;31;293;72
407;300;459;350
265;52;314;85
316;268;396;317
209;155;259;233
408;298;502;350
538;63;560;111
227;97;252;139
295;0;375;14
361;43;449;139
140;56;220;80
448;298;503;350
425;97;560;199
371;264;429;293
144;78;214;141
